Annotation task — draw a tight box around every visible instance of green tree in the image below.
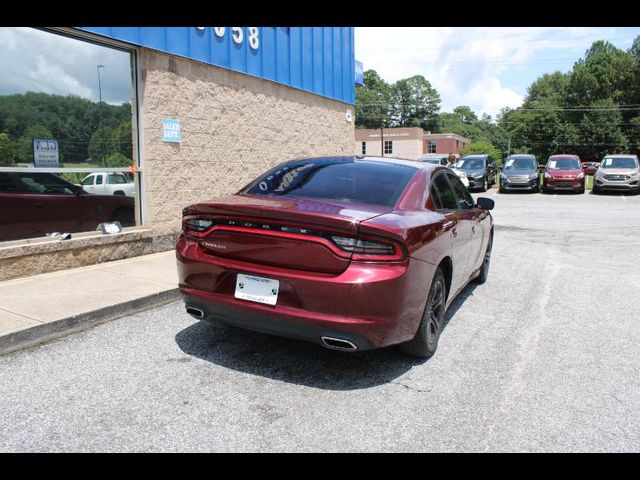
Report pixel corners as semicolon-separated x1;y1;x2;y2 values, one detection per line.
88;127;115;166
104;152;131;167
452;106;478;124
568;41;634;106
14;124;54;164
0;132;14;166
389;75;440;129
355;70;392;129
112;120;133;158
460;139;503;166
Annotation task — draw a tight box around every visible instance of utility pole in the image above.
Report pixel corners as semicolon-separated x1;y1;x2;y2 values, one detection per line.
97;64;105;168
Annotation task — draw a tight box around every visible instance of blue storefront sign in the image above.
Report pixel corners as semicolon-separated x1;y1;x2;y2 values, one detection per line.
355;60;364;86
163;118;181;143
79;27;356;104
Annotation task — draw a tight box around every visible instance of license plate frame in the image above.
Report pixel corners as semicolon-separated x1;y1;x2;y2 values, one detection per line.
234;273;280;306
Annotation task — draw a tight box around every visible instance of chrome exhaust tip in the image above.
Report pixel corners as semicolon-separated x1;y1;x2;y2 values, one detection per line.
321;336;358;351
186;306;205;319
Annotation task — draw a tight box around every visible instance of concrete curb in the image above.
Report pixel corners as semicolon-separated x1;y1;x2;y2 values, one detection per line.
0;288;181;357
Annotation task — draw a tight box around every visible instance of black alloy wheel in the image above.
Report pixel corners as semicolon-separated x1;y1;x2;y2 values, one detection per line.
400;268;447;359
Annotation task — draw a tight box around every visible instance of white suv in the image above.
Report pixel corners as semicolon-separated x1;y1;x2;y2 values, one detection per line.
593;155;640;194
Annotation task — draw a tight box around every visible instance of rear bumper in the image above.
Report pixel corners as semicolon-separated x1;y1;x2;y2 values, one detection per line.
181;290;377;350
176;236;433;350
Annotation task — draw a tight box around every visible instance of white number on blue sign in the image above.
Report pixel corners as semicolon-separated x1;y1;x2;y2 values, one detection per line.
204;27;259;50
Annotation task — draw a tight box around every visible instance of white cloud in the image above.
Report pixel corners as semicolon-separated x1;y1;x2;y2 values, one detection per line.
0;27;132;104
355;27;640;118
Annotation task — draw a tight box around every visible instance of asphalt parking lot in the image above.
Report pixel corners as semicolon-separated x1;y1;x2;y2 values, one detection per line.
1;188;639;452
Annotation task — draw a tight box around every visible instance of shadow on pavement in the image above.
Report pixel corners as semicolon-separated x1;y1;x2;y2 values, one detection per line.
174;281;479;391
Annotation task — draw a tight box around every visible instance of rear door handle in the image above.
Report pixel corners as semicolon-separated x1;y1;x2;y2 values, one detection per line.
34;201;44;208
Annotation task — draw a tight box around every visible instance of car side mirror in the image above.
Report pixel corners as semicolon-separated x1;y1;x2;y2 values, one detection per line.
476;197;494;210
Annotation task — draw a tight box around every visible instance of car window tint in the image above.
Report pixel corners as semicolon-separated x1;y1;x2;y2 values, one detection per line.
429;183;443;210
16;173;76;195
108;173;127;184
96;175;103;185
246;158;417;208
431;173;458;210
0;172;17;192
447;173;474;210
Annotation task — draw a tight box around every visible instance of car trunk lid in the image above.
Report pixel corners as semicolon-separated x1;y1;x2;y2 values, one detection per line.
183;194;393;274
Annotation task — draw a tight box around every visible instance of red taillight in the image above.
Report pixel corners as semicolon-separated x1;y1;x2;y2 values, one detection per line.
182;216;405;262
330;235;405;262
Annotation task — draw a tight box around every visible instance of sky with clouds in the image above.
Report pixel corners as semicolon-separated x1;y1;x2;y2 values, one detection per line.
0;27;132;105
355;27;640;118
2;27;640;116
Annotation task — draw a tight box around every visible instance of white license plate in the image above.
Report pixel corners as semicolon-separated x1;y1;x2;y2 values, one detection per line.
234;274;279;306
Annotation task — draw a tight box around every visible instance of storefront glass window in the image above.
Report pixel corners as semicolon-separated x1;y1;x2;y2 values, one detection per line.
0;27;139;243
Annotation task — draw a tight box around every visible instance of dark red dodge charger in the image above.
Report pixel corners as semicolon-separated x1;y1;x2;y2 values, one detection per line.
177;156;494;358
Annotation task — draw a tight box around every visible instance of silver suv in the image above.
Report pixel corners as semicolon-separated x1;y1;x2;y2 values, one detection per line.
593;155;640;194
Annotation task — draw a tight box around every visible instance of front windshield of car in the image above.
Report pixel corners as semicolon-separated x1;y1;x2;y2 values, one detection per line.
504;157;536;170
456;157;485;170
547;158;580;170
601;157;639;169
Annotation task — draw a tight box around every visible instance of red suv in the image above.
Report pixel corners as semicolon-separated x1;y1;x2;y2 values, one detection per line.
543;155;585;194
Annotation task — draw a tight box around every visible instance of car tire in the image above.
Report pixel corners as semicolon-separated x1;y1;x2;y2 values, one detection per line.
578;187;585;194
592;184;600;194
399;267;447;359
499;186;506;193
480;177;488;192
473;234;493;285
532;183;540;193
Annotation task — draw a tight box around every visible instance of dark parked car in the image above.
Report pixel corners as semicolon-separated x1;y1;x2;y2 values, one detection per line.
453;154;497;191
499;154;540;193
582;162;600;176
542;155;585;194
0;171;135;242
177;156;495;359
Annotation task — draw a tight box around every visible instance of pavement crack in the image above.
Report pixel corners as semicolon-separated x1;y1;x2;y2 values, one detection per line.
389;380;431;393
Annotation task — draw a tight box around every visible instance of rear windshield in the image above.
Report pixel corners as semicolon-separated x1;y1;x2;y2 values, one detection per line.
547;158;580;170
245;158;417;207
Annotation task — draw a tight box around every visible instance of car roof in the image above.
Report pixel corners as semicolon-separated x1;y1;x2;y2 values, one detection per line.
549;154;579;159
353;155;440;171
602;154;638;158
508;154;535;158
